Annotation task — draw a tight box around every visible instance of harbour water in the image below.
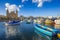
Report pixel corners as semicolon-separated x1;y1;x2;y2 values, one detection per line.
0;22;34;40
0;22;59;40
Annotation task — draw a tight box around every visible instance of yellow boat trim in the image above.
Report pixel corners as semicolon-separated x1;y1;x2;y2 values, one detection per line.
57;34;60;38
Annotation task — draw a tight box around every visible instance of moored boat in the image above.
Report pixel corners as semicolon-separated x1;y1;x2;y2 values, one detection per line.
4;20;20;26
54;19;60;29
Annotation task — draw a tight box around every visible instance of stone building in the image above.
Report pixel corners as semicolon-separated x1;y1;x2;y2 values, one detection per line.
6;9;18;19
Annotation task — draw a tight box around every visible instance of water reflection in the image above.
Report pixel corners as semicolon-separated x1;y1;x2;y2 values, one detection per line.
0;22;34;40
5;25;20;37
5;24;23;40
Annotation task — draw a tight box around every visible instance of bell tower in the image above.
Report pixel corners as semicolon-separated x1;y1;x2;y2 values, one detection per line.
16;9;18;19
6;9;9;18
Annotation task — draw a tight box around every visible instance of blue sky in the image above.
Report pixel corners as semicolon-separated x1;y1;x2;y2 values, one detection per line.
0;0;60;17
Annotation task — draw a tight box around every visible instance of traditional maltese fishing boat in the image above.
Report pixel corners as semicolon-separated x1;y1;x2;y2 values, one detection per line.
34;24;60;40
4;20;20;26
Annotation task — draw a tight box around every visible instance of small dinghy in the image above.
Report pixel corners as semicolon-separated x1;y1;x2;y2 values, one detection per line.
5;20;20;26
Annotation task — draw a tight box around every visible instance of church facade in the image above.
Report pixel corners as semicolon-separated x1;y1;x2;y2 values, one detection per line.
6;9;18;19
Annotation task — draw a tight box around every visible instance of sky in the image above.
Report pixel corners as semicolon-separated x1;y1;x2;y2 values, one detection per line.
0;0;60;17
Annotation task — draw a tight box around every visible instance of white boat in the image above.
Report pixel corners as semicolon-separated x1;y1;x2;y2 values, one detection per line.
4;20;20;26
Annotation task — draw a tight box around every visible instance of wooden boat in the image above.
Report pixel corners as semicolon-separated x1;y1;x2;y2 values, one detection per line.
34;24;60;40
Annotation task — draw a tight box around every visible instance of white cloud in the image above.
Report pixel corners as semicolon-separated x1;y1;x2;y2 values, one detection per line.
43;0;51;2
38;2;43;7
22;0;28;3
5;3;10;8
32;0;51;7
22;0;25;3
19;5;22;8
5;3;22;13
19;5;24;8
